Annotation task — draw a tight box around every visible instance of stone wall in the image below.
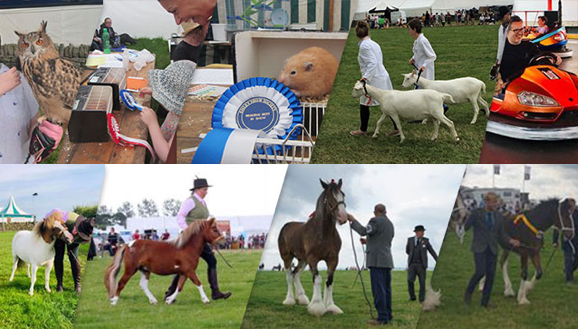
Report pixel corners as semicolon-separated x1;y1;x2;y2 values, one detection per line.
0;44;90;68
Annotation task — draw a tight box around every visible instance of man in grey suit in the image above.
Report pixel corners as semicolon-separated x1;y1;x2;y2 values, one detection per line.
348;203;394;325
406;225;438;302
464;192;519;307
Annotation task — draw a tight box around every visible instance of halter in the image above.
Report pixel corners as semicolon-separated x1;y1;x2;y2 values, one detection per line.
360;79;370;98
556;198;576;238
411;63;423;88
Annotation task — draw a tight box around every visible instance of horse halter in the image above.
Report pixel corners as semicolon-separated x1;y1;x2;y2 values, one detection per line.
556;198;576;241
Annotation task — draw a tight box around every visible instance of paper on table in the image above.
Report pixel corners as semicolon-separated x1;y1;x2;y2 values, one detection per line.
188;84;229;97
191;68;234;85
85;56;106;67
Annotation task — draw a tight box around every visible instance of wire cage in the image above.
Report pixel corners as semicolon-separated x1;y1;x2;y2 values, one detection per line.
250;101;326;164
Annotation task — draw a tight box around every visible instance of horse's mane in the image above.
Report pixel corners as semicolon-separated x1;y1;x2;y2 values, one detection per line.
167;219;208;248
32;213;59;238
313;182;340;220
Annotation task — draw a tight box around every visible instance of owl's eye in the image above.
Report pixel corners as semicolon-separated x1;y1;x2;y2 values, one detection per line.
36;39;43;45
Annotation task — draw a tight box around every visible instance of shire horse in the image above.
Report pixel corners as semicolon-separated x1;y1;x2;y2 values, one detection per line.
450;192;469;244
10;213;74;295
482;198;576;304
104;218;225;305
278;179;347;316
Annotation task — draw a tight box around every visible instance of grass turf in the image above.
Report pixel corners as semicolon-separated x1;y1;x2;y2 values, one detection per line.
241;269;429;328
418;227;578;328
311;24;497;163
42;37;170;164
73;249;262;329
0;231;88;329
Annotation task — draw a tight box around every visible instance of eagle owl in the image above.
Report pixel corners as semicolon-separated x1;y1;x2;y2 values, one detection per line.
15;21;82;126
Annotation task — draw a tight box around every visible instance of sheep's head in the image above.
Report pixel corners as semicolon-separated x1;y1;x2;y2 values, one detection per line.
352;80;366;98
401;72;418;88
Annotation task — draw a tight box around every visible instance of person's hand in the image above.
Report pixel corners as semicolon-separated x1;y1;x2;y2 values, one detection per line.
509;238;520;248
553;242;559;249
138;87;152;98
360;238;367;245
0;67;21;95
140;107;158;127
409;58;415;65
347;213;355;222
554;54;562;66
419;66;425;73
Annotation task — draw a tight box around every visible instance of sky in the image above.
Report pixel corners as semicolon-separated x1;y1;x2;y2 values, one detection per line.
260;164;467;270
463;164;578;201
99;165;287;231
0;165;104;219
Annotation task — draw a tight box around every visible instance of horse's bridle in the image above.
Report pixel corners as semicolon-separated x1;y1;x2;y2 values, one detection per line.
556;198;576;241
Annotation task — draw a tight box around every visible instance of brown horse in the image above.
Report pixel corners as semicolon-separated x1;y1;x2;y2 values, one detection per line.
104;218;225;306
278;179;347;316
497;198;576;304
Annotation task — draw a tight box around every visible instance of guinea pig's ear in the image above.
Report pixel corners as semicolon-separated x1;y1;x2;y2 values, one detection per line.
304;62;313;72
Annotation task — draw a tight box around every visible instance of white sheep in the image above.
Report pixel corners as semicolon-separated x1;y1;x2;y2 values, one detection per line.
401;72;489;124
352;80;459;143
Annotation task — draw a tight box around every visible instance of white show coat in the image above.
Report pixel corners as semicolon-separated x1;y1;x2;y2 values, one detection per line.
358;37;393;106
412;34;436;80
0;64;38;164
496;24;507;64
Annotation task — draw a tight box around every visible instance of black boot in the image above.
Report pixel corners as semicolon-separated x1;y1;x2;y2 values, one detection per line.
164;275;180;303
69;246;82;295
208;268;231;300
56;283;64;292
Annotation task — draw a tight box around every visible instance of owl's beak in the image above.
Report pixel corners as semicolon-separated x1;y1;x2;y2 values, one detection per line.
30;45;36;54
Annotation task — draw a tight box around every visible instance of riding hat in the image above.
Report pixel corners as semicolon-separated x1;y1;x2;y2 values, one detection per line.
414;225;426;232
190;178;212;191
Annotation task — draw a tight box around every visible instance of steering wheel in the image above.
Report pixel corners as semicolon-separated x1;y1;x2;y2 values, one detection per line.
529;52;559;67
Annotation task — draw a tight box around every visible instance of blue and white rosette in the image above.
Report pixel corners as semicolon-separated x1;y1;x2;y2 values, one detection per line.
212;77;302;154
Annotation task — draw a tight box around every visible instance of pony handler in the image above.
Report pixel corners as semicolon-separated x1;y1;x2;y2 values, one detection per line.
104;218;225;306
10;212;74;296
278;179;347;316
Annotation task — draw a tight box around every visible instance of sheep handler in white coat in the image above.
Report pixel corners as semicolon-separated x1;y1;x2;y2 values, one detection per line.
408;18;447;114
350;21;397;137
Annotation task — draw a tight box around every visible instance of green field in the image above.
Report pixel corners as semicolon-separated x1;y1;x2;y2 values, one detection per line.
312;25;497;163
73;249;262;328
242;269;429;328
0;231;88;329
419;228;578;328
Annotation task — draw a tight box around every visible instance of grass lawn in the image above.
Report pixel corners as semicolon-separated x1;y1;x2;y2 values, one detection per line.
312;25;497;163
242;269;428;328
0;231;88;329
42;37;170;164
419;227;578;328
73;249;262;328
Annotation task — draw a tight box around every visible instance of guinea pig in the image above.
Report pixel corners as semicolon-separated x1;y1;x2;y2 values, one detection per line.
277;47;339;98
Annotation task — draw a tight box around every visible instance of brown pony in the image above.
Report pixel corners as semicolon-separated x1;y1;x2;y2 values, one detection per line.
278;179;347;316
104;218;225;306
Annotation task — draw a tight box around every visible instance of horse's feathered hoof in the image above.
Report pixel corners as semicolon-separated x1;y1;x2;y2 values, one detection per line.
110;296;119;306
296;294;310;305
149;298;158;305
282;297;296;305
325;304;343;314
202;297;210;304
504;288;515;297
307;301;326;316
518;298;531;305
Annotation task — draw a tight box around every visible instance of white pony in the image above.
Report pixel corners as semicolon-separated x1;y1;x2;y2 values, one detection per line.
10;214;73;295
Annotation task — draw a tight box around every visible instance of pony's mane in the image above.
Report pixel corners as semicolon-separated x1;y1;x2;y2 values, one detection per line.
32;213;59;238
167;220;208;248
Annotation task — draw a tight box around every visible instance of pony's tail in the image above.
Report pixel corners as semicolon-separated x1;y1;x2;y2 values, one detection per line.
104;246;127;299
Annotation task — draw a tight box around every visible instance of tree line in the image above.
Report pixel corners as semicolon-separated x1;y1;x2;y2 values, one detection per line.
94;198;182;229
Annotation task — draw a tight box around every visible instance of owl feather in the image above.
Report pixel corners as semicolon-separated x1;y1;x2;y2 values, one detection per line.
15;21;82;126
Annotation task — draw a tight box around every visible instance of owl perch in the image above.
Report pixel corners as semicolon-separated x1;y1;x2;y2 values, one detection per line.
15;21;82;127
